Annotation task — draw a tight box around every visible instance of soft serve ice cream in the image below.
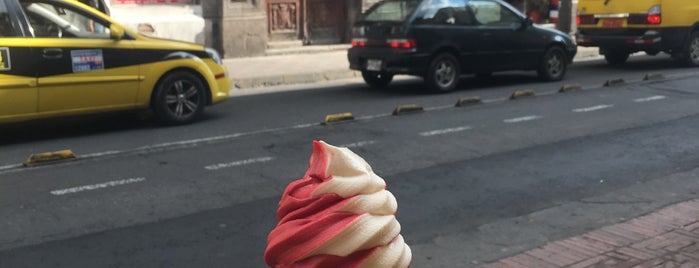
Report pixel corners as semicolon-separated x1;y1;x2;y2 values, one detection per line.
264;140;411;268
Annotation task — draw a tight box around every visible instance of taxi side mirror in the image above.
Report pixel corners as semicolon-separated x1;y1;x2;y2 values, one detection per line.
109;24;124;41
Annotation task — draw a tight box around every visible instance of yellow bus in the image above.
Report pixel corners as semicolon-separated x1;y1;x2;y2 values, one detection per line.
576;0;699;66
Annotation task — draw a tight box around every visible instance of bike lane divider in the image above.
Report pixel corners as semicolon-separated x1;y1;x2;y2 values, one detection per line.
572;104;614;113
503;115;543;124
419;126;473;137
634;95;667;103
50;177;146;196
205;156;274;171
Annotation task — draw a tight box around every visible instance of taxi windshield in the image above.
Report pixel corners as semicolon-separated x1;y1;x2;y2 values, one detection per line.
362;0;420;22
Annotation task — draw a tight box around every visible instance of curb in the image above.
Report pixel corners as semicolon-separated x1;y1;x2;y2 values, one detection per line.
228;47;600;90
232;70;359;89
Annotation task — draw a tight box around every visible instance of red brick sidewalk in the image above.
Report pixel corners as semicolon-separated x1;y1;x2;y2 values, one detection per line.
481;199;699;268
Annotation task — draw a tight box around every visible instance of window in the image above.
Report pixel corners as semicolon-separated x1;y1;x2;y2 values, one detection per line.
469;0;520;26
417;0;475;25
363;0;420;22
21;1;110;38
0;1;16;37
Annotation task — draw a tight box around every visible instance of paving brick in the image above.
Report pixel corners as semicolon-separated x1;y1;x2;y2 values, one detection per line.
661;232;696;252
551;240;600;259
655;208;698;226
615;246;661;260
633;216;680;232
676;201;699;215
603;224;653;242
527;247;582;266
584;229;636;247
642;213;684;229
624;220;669;237
478;262;511;268
682;221;699;232
568;255;610;268
501;253;559;268
568;236;617;254
678;243;699;262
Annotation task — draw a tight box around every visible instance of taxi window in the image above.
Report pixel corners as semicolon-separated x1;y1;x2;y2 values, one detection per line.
0;1;17;37
21;1;110;39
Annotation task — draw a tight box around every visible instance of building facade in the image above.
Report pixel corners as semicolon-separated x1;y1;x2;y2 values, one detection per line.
110;0;558;59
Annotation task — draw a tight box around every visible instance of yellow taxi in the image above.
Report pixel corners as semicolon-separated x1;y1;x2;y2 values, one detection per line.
576;0;699;66
0;0;230;125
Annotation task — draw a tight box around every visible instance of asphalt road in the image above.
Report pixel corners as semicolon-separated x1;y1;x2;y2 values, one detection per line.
1;55;699;267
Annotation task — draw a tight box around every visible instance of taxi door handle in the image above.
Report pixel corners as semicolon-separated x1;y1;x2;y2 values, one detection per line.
42;48;63;59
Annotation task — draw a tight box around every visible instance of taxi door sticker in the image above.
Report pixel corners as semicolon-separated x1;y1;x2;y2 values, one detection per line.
0;47;11;71
71;49;104;73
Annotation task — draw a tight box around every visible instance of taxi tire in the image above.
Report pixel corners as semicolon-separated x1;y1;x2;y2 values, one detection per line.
361;71;393;88
425;53;460;93
152;71;206;125
681;32;699;67
538;46;567;81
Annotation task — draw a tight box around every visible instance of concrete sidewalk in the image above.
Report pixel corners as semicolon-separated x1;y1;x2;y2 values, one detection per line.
481;199;699;268
223;45;602;91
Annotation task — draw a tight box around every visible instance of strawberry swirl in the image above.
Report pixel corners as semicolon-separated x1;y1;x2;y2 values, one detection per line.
264;140;411;268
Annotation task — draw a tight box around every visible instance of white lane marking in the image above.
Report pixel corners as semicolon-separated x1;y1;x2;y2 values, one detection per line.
420;126;472;137
503;115;542;123
50;177;146;196
634;95;667;103
572;104;614;113
205;156;274;171
339;140;377;148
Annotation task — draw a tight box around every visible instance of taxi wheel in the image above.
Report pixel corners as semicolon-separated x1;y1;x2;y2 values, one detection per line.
538;46;567;81
425;53;460;93
152;71;206;125
682;32;699;67
361;71;393;88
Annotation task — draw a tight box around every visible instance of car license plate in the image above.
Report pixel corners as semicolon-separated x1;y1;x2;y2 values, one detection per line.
366;59;382;71
601;18;623;28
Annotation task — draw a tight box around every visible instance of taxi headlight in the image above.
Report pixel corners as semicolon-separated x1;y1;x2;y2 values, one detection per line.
205;47;223;64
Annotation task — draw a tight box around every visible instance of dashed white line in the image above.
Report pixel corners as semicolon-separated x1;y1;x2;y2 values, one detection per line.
634;95;667;103
205;156;274;170
420;126;472;137
503;115;542;123
339;140;377;148
50;177;146;196
572;104;614;113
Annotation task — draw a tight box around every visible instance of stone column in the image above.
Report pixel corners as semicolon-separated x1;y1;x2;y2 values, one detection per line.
202;0;269;58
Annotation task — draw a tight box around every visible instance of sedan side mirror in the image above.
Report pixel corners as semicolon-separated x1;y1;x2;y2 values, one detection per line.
522;17;534;27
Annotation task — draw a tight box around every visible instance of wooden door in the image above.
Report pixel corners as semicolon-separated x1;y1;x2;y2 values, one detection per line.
306;0;345;44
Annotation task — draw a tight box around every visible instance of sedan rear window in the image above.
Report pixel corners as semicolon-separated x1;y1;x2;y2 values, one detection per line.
363;0;420;22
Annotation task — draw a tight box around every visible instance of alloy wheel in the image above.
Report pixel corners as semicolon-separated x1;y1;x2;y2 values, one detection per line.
164;79;201;119
434;61;456;88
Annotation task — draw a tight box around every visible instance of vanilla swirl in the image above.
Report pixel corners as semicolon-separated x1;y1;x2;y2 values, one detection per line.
264;141;411;268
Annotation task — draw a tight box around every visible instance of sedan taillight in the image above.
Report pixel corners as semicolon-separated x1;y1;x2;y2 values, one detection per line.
352;38;368;47
386;39;416;49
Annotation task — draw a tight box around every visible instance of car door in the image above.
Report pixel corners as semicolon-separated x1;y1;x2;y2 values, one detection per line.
469;0;541;70
0;0;37;123
412;0;483;72
19;0;139;115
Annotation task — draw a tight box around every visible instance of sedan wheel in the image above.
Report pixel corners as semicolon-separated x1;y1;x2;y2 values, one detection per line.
361;71;393;88
153;71;206;125
426;53;460;92
538;46;567;81
682;32;699;67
